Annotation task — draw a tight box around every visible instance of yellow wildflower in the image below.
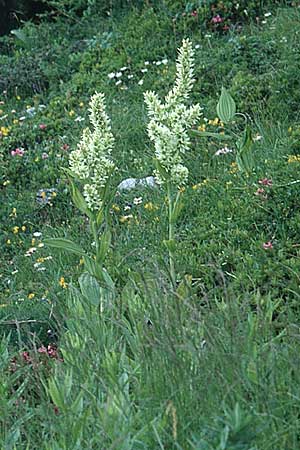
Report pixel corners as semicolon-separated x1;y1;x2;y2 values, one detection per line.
119;214;133;223
0;126;10;136
288;155;300;163
192;179;209;190
198;124;206;132
32;238;36;245
16;95;21;100
79;102;84;107
13;119;18;124
69;110;75;117
12;226;19;234
28;293;35;299
59;277;68;288
229;162;238;174
37;257;45;263
10;207;17;217
144;202;157;211
41;191;46;199
6;239;11;245
112;204;120;212
21;225;26;231
3;180;10;186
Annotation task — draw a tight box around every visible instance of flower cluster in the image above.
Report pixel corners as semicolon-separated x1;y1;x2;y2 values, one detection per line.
144;39;201;186
69;92;115;211
288;154;300;163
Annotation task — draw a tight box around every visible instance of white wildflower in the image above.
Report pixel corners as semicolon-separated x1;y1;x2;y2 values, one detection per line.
214;146;233;156
69;92;115;211
138;79;144;86
144;39;201;186
108;72;115;79
133;197;143;205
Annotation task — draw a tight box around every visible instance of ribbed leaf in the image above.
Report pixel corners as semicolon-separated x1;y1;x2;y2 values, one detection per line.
79;272;101;306
44;238;86;256
70;180;92;218
217;87;236;123
96;230;112;263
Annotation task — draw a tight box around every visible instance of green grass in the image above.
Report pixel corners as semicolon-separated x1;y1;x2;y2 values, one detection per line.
1;2;300;448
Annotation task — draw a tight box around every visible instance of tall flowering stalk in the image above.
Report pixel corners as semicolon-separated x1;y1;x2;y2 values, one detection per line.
144;39;201;286
45;92;116;296
69;92;115;213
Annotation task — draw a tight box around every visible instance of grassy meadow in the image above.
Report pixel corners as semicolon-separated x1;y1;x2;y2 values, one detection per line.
1;1;300;448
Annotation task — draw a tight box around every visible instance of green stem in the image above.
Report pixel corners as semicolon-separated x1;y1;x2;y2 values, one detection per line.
167;181;176;288
91;218;99;257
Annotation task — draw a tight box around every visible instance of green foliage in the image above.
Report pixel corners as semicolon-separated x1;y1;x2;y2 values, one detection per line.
2;2;300;449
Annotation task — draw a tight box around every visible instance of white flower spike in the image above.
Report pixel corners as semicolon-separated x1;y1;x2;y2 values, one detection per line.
69;92;115;211
144;39;201;185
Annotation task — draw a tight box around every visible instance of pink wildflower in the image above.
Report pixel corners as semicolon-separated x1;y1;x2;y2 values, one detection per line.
255;188;267;198
42;152;49;159
61;143;70;151
258;178;272;186
191;10;198;17
211;14;223;24
39;124;47;130
22;351;31;363
11;147;24;157
263;241;273;250
37;345;47;354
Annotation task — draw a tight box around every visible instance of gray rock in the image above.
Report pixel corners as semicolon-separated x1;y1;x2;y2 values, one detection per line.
117;176;157;192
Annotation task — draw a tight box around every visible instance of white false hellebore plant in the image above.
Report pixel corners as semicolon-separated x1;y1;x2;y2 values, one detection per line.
69;92;115;212
144;39;202;286
44;93;116;299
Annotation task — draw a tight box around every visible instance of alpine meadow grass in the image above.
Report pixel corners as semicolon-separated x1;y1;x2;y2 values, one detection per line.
1;1;300;448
